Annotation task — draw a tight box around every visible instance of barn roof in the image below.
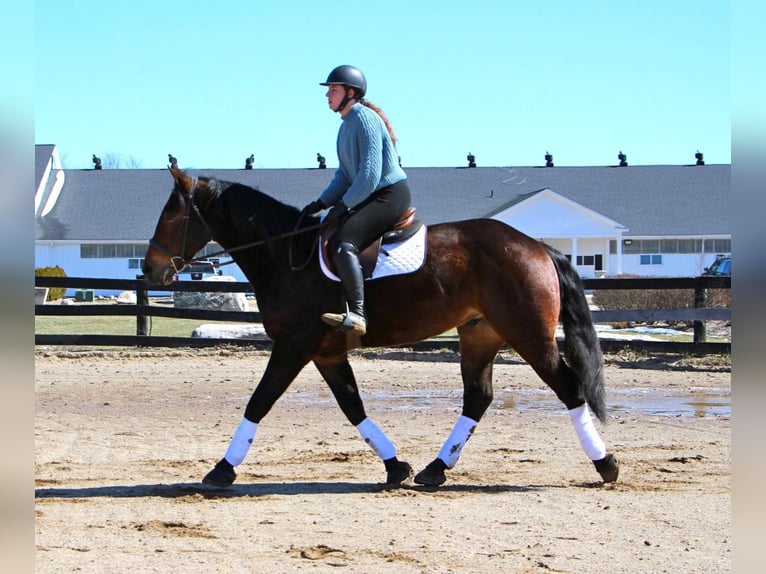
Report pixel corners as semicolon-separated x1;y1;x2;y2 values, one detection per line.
34;146;729;242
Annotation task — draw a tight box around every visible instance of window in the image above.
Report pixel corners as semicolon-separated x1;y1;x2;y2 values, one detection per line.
576;255;595;266
640;254;662;265
704;239;731;253
128;258;144;269
80;244;99;258
678;239;702;253
621;238;727;255
81;243;148;258
641;240;660;253
116;244;135;258
80;242;224;262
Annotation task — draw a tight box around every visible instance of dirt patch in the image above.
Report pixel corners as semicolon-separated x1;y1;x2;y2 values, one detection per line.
35;348;730;572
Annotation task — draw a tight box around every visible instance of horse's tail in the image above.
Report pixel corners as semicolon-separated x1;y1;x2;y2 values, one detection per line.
544;244;607;423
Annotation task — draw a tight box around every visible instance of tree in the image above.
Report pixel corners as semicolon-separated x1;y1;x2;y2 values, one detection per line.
101;152;143;169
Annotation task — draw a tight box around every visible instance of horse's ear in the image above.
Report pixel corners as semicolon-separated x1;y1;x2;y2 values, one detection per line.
168;164;192;193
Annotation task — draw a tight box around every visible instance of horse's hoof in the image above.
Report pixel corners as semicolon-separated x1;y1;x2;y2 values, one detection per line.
593;453;619;483
386;460;413;485
202;458;236;488
414;459;447;486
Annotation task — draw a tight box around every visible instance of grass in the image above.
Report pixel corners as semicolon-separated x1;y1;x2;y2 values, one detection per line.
35;314;217;338
35;298;252;338
35;299;729;343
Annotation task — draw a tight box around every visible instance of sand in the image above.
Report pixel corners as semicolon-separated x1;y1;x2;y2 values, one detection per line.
35;348;730;573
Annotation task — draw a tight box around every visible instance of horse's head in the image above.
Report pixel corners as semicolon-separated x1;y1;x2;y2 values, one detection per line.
142;165;214;285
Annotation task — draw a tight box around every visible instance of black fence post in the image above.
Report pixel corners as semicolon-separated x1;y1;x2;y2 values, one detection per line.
693;278;708;344
136;275;149;336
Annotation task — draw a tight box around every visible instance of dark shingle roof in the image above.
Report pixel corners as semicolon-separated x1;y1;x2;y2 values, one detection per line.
405;165;729;236
34;157;729;241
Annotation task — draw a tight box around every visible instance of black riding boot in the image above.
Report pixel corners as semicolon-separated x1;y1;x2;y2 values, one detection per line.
322;242;367;335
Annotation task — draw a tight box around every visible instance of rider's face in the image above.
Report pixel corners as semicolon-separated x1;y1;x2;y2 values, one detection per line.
326;84;350;113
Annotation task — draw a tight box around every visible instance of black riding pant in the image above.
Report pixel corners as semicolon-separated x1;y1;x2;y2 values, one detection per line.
329;179;411;254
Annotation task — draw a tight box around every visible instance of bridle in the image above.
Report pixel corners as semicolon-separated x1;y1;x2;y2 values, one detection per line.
148;176;323;275
148;177;212;275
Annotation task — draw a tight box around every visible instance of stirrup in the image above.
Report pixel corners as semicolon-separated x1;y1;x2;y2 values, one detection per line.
321;311;366;335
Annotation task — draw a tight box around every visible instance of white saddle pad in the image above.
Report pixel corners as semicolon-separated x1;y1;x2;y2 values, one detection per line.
319;224;427;282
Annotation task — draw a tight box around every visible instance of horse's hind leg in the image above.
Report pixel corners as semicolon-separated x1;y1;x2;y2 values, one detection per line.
414;319;503;486
515;337;618;483
314;355;413;485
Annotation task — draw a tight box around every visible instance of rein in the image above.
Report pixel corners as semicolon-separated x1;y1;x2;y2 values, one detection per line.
149;178;322;273
198;220;322;270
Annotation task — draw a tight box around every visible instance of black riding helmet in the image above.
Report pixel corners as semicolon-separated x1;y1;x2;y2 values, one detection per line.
320;65;367;112
320;65;367;97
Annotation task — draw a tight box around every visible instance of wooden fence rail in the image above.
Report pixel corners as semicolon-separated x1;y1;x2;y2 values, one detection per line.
35;275;731;354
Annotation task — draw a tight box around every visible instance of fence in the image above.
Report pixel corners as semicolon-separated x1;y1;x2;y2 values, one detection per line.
35;275;731;354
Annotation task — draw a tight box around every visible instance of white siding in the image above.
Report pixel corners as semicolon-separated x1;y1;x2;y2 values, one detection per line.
35;242;249;296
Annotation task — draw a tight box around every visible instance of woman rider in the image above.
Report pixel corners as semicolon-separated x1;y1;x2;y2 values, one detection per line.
303;65;411;336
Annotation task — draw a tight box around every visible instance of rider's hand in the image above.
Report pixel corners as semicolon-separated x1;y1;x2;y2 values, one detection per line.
326;202;348;225
302;199;325;215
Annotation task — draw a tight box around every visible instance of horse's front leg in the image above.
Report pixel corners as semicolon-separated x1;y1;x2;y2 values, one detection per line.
314;356;413;485
415;320;502;486
202;340;311;488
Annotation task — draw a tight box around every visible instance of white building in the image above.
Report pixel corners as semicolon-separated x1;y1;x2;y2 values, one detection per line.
35;145;729;294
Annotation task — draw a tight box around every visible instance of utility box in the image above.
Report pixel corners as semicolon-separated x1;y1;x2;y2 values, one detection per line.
75;289;94;302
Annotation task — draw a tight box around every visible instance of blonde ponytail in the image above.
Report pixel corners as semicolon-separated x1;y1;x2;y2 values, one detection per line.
360;100;398;147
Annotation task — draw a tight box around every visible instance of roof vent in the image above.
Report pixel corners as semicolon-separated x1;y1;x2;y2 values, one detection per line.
168;154;178;168
467;152;476;168
92;154;102;170
245;154;254;169
695;151;705;166
316;153;326;169
618;151;628;167
545;152;554;167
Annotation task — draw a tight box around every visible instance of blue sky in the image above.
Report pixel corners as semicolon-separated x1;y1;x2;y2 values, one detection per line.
34;1;730;170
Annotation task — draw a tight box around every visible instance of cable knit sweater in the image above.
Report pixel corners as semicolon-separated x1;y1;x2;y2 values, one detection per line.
319;103;406;209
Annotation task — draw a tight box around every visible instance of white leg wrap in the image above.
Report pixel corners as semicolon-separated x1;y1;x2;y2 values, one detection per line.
356;418;396;461
223;418;258;466
437;415;478;469
568;404;607;461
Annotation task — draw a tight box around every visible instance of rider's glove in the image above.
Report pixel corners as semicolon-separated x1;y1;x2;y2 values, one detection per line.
325;202;349;226
302;199;325;215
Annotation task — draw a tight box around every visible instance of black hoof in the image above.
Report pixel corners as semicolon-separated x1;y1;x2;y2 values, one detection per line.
593;453;620;483
202;458;236;488
386;460;413;485
414;459;447;486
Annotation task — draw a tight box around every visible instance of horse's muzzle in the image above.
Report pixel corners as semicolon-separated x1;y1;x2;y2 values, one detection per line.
141;261;175;286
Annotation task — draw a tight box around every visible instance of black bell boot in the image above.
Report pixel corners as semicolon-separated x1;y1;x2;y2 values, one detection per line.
322;242;367;335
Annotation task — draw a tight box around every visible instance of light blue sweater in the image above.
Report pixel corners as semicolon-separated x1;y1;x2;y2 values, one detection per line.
319;103;406;209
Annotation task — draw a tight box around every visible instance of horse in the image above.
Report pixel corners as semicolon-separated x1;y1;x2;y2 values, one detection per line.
142;165;619;488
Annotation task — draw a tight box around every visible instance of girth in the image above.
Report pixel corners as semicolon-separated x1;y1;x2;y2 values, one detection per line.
321;207;422;279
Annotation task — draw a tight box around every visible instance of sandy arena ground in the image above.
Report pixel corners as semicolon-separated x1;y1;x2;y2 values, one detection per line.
35;347;730;573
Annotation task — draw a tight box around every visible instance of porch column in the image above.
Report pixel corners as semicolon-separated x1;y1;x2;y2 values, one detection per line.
615;235;624;275
570;237;578;270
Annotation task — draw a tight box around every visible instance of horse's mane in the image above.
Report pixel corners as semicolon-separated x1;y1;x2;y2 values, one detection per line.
204;177;318;248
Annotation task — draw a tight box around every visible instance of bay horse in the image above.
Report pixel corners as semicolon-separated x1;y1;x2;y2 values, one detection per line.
142;166;619;488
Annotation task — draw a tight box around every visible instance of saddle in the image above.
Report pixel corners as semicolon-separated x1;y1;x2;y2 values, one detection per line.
321;207;423;279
